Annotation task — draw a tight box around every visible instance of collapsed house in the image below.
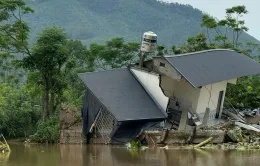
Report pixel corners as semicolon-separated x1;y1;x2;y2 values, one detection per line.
79;49;260;144
79;69;167;144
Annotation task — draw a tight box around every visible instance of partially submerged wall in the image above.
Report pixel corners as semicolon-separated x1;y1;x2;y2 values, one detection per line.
60;104;85;144
60;124;85;144
145;130;225;144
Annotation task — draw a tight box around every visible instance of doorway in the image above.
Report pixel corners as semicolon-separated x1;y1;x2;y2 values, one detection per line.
216;91;224;118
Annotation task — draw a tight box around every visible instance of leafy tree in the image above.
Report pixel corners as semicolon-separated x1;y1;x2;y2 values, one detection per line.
22;27;71;120
0;0;33;83
226;76;260;109
0;0;33;55
0;83;41;138
172;33;214;54
63;40;94;110
156;45;168;56
246;42;259;57
201;5;249;49
88;37;139;70
66;40;91;68
226;5;249;48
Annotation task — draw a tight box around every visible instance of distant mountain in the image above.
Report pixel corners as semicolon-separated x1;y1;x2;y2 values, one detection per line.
24;0;260;47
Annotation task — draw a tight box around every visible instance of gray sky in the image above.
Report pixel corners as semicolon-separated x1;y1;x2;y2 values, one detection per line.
163;0;259;40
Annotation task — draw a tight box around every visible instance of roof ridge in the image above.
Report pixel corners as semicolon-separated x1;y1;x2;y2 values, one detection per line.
78;67;128;75
164;49;235;58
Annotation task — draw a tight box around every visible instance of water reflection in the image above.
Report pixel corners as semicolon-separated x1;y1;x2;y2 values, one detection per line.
2;143;260;166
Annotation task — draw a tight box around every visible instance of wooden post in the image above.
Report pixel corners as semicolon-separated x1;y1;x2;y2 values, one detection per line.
178;109;188;131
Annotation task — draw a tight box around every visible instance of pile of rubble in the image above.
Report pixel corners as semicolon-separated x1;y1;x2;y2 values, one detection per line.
196;108;260;150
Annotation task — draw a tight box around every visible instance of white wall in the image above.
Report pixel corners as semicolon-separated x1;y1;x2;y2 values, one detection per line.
153;58;181;80
196;78;237;115
160;75;237;116
160;76;200;111
130;68;169;111
196;81;227;115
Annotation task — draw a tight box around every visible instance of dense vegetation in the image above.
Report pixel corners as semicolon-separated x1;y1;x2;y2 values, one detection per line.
0;0;260;142
22;0;260;47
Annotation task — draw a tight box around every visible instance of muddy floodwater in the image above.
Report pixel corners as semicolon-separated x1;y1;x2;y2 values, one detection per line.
1;143;260;166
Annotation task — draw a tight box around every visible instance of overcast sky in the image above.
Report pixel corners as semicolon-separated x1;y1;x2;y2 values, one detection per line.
164;0;259;40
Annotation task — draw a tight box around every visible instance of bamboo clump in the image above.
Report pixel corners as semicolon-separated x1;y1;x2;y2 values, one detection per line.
0;134;11;153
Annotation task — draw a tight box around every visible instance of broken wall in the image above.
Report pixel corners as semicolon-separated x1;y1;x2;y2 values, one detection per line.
130;68;169;111
160;76;200;112
153;57;181;80
196;78;237;118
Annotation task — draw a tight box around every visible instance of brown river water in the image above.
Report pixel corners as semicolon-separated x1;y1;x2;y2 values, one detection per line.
1;143;260;166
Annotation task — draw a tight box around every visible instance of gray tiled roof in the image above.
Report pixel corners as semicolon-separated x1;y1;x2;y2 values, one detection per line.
79;68;167;121
165;49;260;87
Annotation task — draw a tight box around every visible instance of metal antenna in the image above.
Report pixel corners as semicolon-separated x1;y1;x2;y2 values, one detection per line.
139;31;145;68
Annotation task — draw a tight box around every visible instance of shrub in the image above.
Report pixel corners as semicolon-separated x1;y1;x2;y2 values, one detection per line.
29;116;60;143
0;83;41;138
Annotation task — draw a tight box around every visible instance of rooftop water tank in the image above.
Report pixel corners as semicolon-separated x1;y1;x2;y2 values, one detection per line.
141;31;157;53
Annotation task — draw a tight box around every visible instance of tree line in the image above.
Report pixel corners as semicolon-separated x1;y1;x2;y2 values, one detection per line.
0;0;259;141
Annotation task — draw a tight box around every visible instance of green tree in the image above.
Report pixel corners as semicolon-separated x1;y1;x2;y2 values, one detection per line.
226;5;249;48
0;83;41;138
172;33;214;54
22;27;71;120
0;0;33;55
88;37;139;70
63;40;94;109
201;5;249;49
0;0;33;83
156;45;168;56
226;76;260;109
66;40;92;69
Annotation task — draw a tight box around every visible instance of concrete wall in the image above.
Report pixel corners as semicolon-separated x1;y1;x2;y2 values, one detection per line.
153;58;181;80
196;78;237;117
130;68;169;111
160;75;237;119
160;76;200;111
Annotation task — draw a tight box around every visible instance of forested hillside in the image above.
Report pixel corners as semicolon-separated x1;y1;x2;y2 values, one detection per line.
24;0;259;46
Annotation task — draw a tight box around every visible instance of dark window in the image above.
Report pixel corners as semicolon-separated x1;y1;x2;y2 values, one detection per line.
160;62;165;67
216;91;224;118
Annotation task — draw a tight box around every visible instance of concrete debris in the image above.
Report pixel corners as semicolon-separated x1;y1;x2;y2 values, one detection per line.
227;126;243;142
242;108;260;117
223;108;260;132
222;109;246;122
235;122;260;132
